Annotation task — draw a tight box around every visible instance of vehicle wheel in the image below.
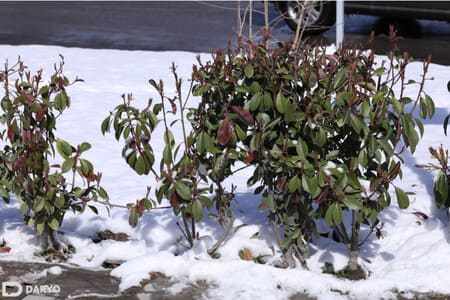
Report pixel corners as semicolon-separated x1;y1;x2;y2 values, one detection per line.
276;1;336;34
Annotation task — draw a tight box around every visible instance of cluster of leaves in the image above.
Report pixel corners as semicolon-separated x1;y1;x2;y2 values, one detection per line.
101;32;435;274
102;63;220;249
0;58;108;252
190;35;434;273
418;81;450;211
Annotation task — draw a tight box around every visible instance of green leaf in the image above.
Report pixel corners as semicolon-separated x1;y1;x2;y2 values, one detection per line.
244;64;254;78
333;67;347;89
280;236;292;249
434;171;449;208
128;208;139;228
235;124;247;141
34;197;45;212
262;92;273;110
361;100;370;117
80;159;93;176
101;117;110;135
174;181;191;200
296;139;308;160
162;144;173;165
349;113;361;134
391;97;402;115
153;103;162;115
88;205;99;215
288;176;301;193
425;94;435;119
444;115;450;136
56;139;73;159
78;142;91;153
135;155;148;175
164;129;175;146
62;157;75;173
275;92;288;114
54;194;65;208
326;150;340;160
419;97;427;119
98;187;109;200
343;197;362;210
192;199;204;222
395;186;410;209
36;222;44;235
261;192;275;212
248;93;262;111
332;204;343;224
54;90;70;111
48;218;60;230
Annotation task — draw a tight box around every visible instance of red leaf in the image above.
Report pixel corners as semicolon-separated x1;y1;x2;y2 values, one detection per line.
138;200;146;214
316;188;329;205
413;211;429;220
7;125;14;141
35;106;45;122
218;118;233;146
21;129;31;142
24;94;33;105
0;246;11;253
170;193;179;208
246;151;256;164
231;106;255;126
86;171;97;182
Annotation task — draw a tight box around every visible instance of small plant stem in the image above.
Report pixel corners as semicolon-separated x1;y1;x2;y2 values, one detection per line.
292;4;305;50
411;58;430;114
92;198;171;211
263;0;270;47
207;217;235;255
248;0;253;41
171;63;189;152
349;210;360;271
182;215;194;247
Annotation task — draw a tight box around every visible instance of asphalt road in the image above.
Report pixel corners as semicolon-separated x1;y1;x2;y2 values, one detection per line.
0;1;449;65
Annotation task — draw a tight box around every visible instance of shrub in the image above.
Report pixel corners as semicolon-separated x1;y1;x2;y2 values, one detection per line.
190;34;435;274
0;58;108;254
101;30;435;274
419;80;450;211
101;63;234;250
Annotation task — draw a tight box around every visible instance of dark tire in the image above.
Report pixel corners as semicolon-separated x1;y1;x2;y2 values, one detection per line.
276;1;336;34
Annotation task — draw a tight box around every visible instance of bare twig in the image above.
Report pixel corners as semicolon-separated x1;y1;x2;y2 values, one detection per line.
207;217;235;255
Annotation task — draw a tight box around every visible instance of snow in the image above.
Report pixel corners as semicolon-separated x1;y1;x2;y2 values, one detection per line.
0;44;449;299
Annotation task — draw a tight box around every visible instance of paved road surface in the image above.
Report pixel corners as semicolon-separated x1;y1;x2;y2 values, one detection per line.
0;1;449;65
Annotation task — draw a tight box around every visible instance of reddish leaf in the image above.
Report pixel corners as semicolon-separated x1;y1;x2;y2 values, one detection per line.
316;188;329;205
21;129;31;142
24;94;34;105
86;171;97;182
35;107;45;122
7;125;14;141
170;193;179;208
231;106;255;126
218;118;233;146
238;248;253;261
246;151;256;164
138;200;146;214
413;211;429;220
0;246;11;253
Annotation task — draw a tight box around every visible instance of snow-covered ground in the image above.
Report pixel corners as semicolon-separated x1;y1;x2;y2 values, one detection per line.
0;45;449;299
